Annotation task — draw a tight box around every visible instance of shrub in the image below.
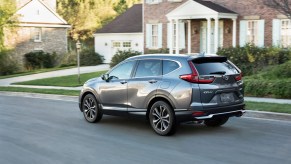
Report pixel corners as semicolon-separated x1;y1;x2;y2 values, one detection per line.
145;48;169;54
24;51;57;70
59;51;77;67
80;48;104;66
0;50;19;75
244;79;291;99
110;49;141;68
217;45;291;76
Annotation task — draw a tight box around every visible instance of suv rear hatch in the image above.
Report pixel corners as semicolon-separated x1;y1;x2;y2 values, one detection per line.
181;56;244;111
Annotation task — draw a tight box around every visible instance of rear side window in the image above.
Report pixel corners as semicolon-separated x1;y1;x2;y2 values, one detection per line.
135;59;162;77
163;60;179;75
193;61;239;75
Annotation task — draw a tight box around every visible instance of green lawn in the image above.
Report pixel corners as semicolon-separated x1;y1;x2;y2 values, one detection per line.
245;101;291;114
13;70;108;87
0;66;76;79
0;87;79;96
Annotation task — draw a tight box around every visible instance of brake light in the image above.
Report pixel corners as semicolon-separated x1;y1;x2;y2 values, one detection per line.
235;73;243;81
179;61;215;84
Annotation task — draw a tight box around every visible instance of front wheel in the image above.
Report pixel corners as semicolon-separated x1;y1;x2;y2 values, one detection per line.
204;117;229;127
82;94;103;123
149;101;176;136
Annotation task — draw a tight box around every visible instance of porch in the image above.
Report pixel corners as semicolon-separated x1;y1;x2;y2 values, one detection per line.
166;0;238;54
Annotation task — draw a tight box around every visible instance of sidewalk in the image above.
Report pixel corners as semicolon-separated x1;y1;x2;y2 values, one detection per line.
0;64;109;86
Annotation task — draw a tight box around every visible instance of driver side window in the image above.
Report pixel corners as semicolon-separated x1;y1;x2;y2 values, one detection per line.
109;61;135;80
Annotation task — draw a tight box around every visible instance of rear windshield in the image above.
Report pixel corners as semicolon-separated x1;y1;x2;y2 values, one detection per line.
193;61;239;75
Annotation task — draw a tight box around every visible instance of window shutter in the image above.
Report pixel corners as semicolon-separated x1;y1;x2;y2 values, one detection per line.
179;22;185;49
272;19;281;46
167;23;172;48
239;20;247;47
257;20;265;47
30;27;34;41
146;24;152;48
158;23;163;48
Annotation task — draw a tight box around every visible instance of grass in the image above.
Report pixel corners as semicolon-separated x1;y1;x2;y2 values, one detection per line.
0;66;76;79
0;87;79;96
245;101;291;114
13;70;108;87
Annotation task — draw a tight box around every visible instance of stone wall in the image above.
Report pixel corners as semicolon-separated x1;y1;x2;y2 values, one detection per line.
4;27;68;68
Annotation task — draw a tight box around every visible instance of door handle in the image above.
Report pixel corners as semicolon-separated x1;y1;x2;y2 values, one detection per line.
148;80;157;84
120;81;127;84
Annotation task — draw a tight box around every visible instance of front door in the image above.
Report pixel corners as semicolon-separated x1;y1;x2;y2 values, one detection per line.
200;21;224;53
99;60;136;112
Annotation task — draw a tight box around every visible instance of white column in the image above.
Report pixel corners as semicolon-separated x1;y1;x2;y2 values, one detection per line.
207;18;211;54
170;19;174;54
232;18;237;47
187;20;191;54
214;17;219;53
175;19;179;55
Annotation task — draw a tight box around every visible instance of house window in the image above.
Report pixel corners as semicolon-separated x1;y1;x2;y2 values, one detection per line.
281;19;291;47
113;42;121;47
173;23;177;48
247;21;258;45
34;28;42;42
123;42;131;47
146;0;161;4
152;24;158;48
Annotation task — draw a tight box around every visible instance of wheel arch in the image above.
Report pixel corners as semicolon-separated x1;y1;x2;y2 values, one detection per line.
146;95;176;120
79;89;99;112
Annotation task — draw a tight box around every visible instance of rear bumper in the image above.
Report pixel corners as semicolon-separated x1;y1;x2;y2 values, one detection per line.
175;103;245;122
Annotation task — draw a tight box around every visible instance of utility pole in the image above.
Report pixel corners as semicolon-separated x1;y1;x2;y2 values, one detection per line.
76;40;81;84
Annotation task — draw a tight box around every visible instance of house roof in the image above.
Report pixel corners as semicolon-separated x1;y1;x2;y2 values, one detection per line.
96;4;142;34
193;0;236;14
16;0;70;27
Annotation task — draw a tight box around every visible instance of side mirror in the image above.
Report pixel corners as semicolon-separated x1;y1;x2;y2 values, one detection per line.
101;74;109;81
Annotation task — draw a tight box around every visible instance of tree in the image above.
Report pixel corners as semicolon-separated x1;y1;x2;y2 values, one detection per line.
57;0;141;41
264;0;291;19
0;0;17;51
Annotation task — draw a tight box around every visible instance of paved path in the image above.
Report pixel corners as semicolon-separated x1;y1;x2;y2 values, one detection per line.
0;64;109;86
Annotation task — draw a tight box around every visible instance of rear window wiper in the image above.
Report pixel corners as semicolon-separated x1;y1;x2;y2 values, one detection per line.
209;71;226;75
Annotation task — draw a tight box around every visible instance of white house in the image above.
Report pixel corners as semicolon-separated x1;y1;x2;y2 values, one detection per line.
94;4;143;63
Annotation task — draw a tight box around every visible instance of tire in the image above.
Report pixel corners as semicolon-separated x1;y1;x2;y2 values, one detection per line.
149;101;176;136
82;94;103;123
204;117;229;127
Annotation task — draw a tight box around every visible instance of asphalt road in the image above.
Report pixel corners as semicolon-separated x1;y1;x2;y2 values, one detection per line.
1;95;291;164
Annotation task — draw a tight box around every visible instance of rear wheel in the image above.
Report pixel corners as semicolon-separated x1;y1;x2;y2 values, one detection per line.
149;101;176;136
204;117;229;127
82;94;103;123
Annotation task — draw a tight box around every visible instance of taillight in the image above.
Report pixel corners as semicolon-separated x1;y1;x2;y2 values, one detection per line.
235;73;243;81
179;61;215;84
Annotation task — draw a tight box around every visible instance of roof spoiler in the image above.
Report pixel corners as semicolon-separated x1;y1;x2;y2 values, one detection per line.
192;56;228;64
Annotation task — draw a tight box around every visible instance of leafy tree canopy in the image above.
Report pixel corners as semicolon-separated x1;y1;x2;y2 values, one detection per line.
0;0;17;51
57;0;140;41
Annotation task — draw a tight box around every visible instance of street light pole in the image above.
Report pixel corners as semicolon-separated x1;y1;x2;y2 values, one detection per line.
76;40;81;84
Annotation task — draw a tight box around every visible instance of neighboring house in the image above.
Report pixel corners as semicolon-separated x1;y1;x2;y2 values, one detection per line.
94;4;143;63
4;0;70;66
144;0;291;54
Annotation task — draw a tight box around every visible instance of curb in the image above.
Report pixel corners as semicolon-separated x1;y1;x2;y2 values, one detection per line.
1;91;290;122
244;110;291;122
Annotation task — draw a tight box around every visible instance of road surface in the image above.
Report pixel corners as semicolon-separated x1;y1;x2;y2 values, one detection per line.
0;94;290;164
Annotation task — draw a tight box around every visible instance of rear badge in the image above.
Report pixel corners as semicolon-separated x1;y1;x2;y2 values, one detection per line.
223;75;229;81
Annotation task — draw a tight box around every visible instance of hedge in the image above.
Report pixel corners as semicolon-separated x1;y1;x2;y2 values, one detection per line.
110;49;141;68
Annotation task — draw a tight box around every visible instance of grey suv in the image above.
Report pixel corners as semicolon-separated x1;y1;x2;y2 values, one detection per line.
79;54;245;136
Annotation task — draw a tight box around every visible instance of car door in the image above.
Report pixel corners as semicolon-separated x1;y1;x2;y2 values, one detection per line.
127;59;162;114
98;60;136;112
